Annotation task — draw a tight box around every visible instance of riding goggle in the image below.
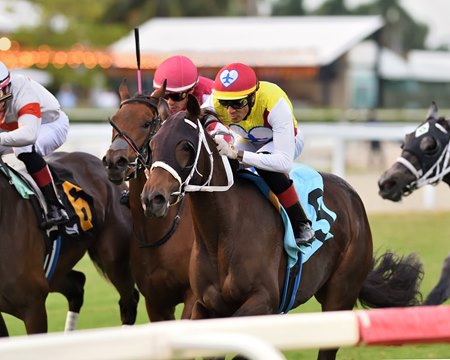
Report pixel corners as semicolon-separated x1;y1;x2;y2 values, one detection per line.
0;85;11;103
218;97;249;110
164;91;188;102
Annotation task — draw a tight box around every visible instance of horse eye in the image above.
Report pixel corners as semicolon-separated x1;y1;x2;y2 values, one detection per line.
183;142;194;152
421;137;438;154
176;141;196;169
143;121;152;129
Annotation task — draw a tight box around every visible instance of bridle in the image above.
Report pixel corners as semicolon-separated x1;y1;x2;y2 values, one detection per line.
108;95;184;248
396;119;450;195
109;96;160;180
148;118;234;206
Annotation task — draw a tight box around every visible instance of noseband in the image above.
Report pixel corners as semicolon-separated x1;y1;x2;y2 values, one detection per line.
109;96;161;179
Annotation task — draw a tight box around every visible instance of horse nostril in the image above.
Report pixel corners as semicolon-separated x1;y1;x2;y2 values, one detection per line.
117;157;128;169
141;192;167;215
153;194;167;207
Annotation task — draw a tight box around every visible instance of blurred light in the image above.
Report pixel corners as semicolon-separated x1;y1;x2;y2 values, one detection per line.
0;37;12;51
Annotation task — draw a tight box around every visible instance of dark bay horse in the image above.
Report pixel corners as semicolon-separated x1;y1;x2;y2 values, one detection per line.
102;80;196;321
378;102;450;305
0;151;138;335
141;95;423;360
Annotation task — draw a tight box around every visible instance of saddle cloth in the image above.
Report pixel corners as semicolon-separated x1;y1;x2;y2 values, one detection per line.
0;161;96;239
238;164;337;269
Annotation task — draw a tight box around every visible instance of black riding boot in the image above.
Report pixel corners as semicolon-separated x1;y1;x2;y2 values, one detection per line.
40;180;69;228
285;201;315;246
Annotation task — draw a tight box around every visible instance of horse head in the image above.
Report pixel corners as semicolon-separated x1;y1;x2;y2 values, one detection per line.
141;94;227;217
102;79;169;184
378;101;450;201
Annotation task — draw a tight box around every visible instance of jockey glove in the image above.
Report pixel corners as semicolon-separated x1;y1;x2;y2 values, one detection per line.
215;137;238;159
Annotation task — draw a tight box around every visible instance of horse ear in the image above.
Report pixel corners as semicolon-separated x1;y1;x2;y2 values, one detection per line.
151;79;167;99
158;98;170;122
427;101;438;119
118;79;130;102
186;94;200;120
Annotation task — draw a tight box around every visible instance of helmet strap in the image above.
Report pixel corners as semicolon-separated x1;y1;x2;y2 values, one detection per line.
242;92;256;121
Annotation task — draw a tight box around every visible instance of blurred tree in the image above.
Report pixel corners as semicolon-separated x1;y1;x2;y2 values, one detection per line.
313;0;348;15
16;0;126;48
12;0;129;101
272;0;306;16
310;0;429;54
103;0;250;26
353;0;428;54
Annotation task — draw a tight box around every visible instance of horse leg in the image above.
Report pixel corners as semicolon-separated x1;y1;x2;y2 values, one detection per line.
20;283;49;334
313;254;369;360
188;301;210;320
92;256;139;325
180;290;197;319
50;270;86;331
88;241;139;326
144;297;176;322
0;313;9;337
424;252;450;305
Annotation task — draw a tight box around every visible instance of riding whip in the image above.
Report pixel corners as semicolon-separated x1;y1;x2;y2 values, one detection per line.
134;27;142;94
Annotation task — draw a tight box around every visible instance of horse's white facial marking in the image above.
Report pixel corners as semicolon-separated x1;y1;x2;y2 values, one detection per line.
415;122;429;137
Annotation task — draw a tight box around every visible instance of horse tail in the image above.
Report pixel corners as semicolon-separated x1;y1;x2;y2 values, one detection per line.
358;251;424;309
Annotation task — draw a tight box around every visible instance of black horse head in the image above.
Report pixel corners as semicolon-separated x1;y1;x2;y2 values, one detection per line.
378;102;450;201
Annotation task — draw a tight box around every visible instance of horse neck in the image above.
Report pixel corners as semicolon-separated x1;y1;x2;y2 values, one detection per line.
188;151;236;248
130;169;184;245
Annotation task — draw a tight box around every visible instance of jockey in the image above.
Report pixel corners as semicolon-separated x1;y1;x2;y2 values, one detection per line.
153;55;214;115
202;62;315;246
0;61;69;228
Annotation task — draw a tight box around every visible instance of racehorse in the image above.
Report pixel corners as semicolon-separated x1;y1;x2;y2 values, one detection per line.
378;102;450;305
141;95;424;360
0;151;138;335
102;80;196;321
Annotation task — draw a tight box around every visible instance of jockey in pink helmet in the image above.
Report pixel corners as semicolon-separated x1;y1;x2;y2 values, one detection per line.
202;62;315;246
153;55;213;115
0;61;69;228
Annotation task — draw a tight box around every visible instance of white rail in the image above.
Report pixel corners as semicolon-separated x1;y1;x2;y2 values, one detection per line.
0;306;448;360
300;122;416;177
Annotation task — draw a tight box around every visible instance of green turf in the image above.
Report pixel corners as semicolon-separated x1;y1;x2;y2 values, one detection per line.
4;212;450;359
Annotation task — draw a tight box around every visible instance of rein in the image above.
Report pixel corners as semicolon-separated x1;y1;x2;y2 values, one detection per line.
138;195;186;248
149;118;234;206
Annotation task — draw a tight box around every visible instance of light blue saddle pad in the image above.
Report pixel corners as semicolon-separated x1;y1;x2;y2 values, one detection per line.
239;164;337;269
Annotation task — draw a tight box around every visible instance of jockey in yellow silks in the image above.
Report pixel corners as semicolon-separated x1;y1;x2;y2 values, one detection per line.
202;62;315;246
